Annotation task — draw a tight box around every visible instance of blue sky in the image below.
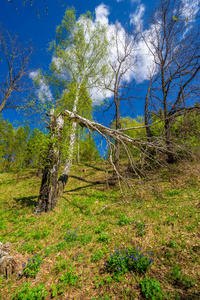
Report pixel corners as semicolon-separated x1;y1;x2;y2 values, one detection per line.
1;0;199;130
1;0;155;127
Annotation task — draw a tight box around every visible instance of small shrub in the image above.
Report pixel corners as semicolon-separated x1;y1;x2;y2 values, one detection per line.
165;190;180;196
55;241;67;251
59;266;79;286
139;278;167;299
61;222;71;229
118;215;131;226
32;228;49;240
50;283;65;297
54;259;68;274
105;247;153;274
11;283;48;300
91;250;104;262
22;255;42;278
79;233;93;245
96;233;110;243
64;228;78;242
168;240;178;248
94;225;106;234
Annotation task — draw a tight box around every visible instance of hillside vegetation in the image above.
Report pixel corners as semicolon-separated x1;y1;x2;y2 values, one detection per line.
0;160;199;299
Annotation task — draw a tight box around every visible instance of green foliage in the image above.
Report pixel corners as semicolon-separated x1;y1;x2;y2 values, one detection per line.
55;241;67;251
94;225;106;234
50;283;65;297
23;255;42;278
96;233;110;243
11;283;48;300
78;133;101;162
54;259;68;274
167;240;178;249
79;233;93;245
105;247;153;274
171;111;200;152
139;278;167;299
118;215;132;226
0;115;48;172
59;266;79;286
91;250;104;262
171;265;195;288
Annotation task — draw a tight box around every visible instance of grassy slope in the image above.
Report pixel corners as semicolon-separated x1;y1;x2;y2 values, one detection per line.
0;161;199;299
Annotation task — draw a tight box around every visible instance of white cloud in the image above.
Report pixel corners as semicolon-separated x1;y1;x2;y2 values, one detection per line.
95;4;110;25
29;71;53;102
90;3;155;103
130;4;145;31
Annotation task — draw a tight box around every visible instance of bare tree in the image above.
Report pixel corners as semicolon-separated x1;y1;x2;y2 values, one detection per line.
0;24;33;113
143;0;200;162
104;23;139;171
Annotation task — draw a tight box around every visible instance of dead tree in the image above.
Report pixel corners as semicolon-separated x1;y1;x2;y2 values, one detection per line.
143;0;200;163
35;105;200;214
104;23;139;171
0;24;33;113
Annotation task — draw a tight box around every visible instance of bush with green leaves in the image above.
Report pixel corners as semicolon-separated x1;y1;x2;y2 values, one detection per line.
139;278;167;300
11;283;48;300
105;247;153;274
118;215;132;226
59;264;79;286
91;250;104;262
22;255;42;278
96;233;110;243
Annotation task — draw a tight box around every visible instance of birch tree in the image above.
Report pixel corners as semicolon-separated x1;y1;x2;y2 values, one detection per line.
35;8;109;213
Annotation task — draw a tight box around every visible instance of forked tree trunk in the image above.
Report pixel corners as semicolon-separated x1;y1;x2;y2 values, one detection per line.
34;110;64;214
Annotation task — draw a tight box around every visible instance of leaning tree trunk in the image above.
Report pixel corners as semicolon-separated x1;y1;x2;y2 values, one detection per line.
34;110;64;214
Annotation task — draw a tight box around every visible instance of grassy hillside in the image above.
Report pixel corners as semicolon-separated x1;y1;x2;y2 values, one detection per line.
0;161;199;299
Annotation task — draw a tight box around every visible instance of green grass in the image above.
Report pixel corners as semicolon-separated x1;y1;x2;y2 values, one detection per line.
0;162;200;299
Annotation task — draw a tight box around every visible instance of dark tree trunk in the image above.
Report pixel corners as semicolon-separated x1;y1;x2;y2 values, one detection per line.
145;80;153;140
35;110;64;214
35;146;60;214
165;117;177;164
